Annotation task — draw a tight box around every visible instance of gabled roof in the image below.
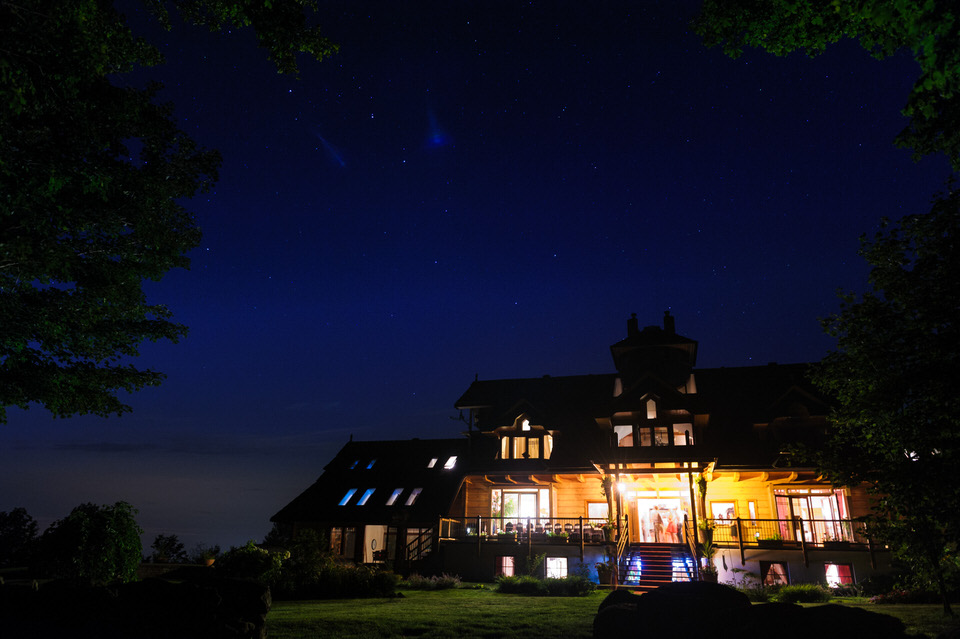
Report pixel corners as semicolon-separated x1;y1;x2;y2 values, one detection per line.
272;438;467;526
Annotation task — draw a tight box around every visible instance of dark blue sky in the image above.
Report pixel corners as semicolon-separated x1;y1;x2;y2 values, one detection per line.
1;1;950;551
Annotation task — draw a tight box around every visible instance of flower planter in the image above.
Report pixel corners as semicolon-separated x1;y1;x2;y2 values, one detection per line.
497;533;517;542
822;541;852;550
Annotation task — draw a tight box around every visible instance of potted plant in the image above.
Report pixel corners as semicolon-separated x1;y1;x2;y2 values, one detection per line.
547;531;568;544
601;519;615;542
698;538;718;582
596;559;613;586
757;533;786;548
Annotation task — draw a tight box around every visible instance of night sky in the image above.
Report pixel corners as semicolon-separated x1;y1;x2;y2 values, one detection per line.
0;1;951;552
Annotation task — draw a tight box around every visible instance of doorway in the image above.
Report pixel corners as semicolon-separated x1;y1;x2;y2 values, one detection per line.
636;498;685;544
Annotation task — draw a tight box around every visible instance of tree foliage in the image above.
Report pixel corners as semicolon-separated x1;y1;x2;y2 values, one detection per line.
694;0;960;170
151;532;188;563
40;501;143;585
0;1;337;423
0;507;39;567
810;189;960;613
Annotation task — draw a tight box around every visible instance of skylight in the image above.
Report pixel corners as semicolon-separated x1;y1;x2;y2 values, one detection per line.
427;457;438;468
366;459;376;469
349;460;359;469
405;487;423;506
357;488;375;505
386;488;404;506
339;488;358;506
444;456;457;469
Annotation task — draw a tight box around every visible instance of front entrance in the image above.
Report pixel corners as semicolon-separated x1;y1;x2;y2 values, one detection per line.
635;498;686;544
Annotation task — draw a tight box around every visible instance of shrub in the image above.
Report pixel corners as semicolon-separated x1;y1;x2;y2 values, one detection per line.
497;574;596;596
402;573;462;590
151;534;187;563
774;583;832;603
497;575;546;595
216;541;286;586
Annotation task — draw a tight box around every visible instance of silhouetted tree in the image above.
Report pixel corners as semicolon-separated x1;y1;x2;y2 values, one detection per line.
0;1;337;422
40;501;143;584
811;189;960;614
151;533;188;563
0;507;39;567
695;0;960;170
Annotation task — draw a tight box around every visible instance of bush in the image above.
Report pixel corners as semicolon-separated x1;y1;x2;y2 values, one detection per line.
402;573;462;590
497;574;596;596
497;575;546;595
774;583;832;603
216;541;286;586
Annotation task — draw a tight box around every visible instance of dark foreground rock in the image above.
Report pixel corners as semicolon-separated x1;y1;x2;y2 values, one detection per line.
0;575;270;638
593;582;910;639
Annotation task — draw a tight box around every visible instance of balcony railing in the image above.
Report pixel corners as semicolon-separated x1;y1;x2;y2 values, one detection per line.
439;516;618;544
706;518;870;547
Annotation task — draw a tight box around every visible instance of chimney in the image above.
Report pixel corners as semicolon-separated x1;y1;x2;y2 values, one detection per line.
663;310;675;334
627;313;639;336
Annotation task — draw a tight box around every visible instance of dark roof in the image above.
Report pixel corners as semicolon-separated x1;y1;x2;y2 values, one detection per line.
272;438;467;526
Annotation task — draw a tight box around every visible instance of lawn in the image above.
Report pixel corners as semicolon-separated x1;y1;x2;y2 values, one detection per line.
266;588;960;639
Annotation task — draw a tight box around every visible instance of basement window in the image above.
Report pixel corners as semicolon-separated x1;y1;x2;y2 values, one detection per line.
338;488;358;506
546;557;568;579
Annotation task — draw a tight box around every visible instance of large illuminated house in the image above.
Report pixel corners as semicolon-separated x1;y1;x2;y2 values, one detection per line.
273;313;890;589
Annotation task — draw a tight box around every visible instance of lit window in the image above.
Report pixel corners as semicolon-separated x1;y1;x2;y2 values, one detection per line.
357;488;375;505
496;556;515;577
761;561;788;585
405;487;423;506
366;459;376;469
501;438;509;459
349;460;359;469
386;488;404;506
825;563;854;587
528;438;540;458
521;419;531;431
444;456;457;469
646;399;657;419
543;435;553;459
513;437;526;458
339;488;358;506
546;557;568;579
427;458;438;468
654;426;669;446
673;423;692;446
614;425;633;447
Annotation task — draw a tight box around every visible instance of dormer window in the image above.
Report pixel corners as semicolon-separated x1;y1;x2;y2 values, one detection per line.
646;399;657;420
521;419;531;431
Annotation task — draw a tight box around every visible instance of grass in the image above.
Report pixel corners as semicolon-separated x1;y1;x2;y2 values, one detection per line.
266;587;605;638
266;587;960;639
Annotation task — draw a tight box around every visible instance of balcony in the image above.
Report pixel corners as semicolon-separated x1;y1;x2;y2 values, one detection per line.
439;516;617;545
705;517;870;549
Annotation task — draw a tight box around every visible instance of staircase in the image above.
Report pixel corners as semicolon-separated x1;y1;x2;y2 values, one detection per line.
619;543;696;592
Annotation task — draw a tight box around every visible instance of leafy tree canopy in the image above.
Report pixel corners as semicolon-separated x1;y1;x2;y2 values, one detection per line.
810;188;960;613
40;501;143;585
0;0;337;423
694;0;960;170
